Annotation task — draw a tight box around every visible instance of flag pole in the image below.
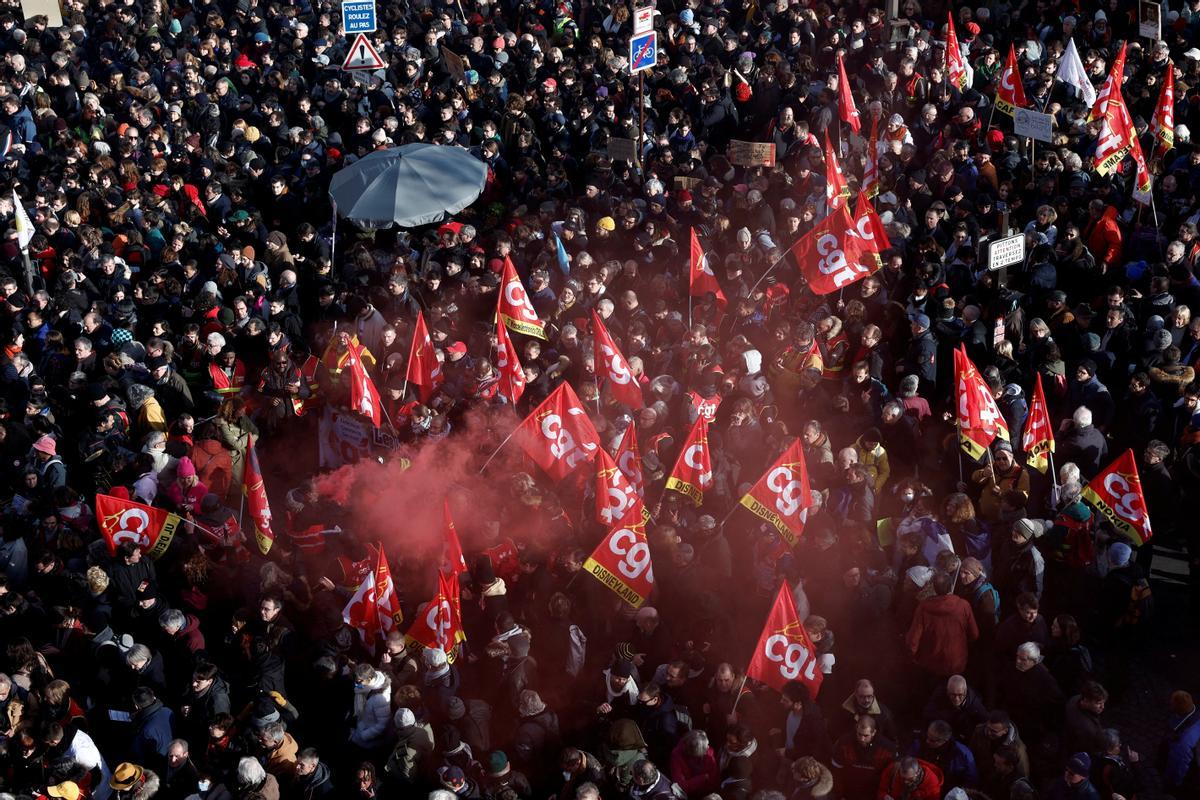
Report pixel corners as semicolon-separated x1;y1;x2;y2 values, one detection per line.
329;201;337;274
181;514;227;542
730;673;750;712
478;425;521;474
955;420;964;484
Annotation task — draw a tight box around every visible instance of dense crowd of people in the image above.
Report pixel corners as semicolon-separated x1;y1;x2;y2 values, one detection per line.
3;0;1200;799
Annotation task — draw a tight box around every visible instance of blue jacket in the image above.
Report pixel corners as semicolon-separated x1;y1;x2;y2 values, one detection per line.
132;701;175;762
5;106;35;144
1163;708;1200;789
907;738;979;788
1043;776;1101;800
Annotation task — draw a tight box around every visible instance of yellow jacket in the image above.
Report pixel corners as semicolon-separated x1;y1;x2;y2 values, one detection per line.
854;437;891;492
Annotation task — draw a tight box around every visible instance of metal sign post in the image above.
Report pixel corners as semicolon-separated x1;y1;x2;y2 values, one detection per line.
985;229;1023;292
629;31;657;171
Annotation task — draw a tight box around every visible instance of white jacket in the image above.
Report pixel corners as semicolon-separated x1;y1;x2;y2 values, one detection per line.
350;671;393;748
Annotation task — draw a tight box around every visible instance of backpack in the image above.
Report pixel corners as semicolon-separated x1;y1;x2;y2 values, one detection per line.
970;580;1001;626
1117;577;1153;627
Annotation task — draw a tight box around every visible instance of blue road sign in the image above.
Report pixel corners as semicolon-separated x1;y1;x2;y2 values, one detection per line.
629;31;657;74
342;0;377;34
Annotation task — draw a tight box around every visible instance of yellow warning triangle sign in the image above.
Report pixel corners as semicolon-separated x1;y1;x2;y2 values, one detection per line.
342;33;386;71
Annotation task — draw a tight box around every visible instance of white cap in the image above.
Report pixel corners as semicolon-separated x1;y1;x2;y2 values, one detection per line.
423;646;448;667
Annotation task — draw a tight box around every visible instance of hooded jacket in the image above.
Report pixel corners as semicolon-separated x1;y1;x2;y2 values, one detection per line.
385;718;435;785
906;593;980;677
349;671;392;748
603;719;649;793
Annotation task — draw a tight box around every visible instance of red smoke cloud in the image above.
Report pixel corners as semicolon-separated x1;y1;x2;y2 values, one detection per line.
311;406;583;597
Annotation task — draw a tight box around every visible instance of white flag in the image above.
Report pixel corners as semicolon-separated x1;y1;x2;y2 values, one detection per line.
12;190;32;250
1057;39;1097;107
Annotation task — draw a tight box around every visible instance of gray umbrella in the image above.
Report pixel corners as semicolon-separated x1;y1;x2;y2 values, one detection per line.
328;143;488;229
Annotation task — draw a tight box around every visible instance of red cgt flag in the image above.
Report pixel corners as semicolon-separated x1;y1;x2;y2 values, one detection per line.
665;416;712;506
945;13;969;91
95;493;181;559
242;441;275;555
594;447;648;528
494;317;526;406
343;563;380;646
373;545;403;633
345;339;383;428
406;569;466;660
497;256;547;340
954;345;1010;461
738;439;813;548
789;204;873;295
1151;63;1175;158
747;582;823;696
615;422;646;502
584;523;655;608
836;53;861;133
406;310;444;403
862;113;880;199
1089;41;1127;124
689;228;728;310
994;45;1028;116
1022;373;1055;474
592;311;643;409
1082;449;1153;546
847;190;888;273
513;381;600;481
823;129;849;211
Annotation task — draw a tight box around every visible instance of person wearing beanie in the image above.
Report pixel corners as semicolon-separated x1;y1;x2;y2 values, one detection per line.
967;440;1030;524
997;518;1046;607
422;645;460;716
1097;539;1152;700
444;693;492;760
483;750;532;798
510;689;559;786
1042;752;1100;800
